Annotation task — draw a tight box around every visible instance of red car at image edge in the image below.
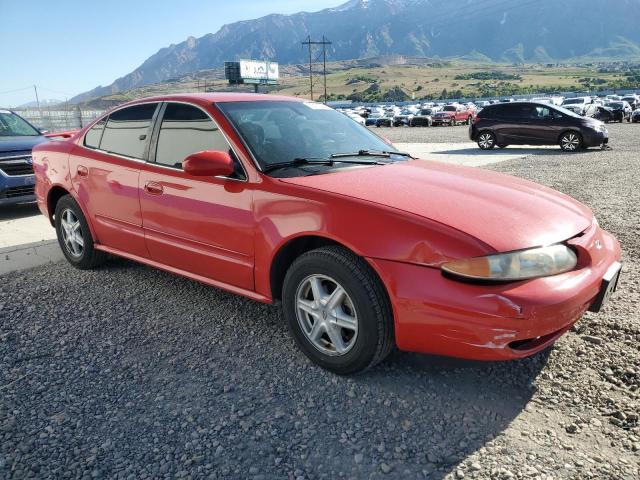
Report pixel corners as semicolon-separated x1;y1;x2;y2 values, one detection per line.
32;93;622;374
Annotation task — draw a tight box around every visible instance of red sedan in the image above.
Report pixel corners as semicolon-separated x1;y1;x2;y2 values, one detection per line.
33;94;621;374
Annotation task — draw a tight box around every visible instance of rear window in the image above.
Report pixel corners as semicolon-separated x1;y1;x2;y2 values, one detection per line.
100;103;158;159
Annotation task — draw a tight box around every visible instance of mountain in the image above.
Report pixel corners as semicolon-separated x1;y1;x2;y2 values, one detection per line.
18;99;63;108
71;0;640;103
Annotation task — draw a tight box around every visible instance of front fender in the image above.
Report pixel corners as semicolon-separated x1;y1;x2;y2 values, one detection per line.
252;181;492;299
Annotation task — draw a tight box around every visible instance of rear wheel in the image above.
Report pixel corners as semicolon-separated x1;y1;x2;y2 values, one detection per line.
282;246;394;375
466;116;472;125
477;131;496;150
559;132;583;152
54;195;107;269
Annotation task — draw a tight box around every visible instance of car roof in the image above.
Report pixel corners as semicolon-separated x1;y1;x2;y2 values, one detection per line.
119;92;306;106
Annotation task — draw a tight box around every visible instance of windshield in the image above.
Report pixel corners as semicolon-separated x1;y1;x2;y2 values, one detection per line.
443;106;457;112
563;98;584;105
217;101;400;172
0;112;41;137
420;109;433;115
609;102;623;109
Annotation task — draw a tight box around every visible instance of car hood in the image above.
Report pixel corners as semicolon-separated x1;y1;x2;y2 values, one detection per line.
280;160;592;252
0;135;47;155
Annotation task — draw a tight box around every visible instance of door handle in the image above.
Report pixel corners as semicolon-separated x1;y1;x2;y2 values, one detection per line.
144;181;164;195
77;165;88;177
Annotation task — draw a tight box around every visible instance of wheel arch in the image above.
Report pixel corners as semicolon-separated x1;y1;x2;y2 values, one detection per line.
269;234;390;304
557;128;582;144
46;185;72;226
46;185;98;240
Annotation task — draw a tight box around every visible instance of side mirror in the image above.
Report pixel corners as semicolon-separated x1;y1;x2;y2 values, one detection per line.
183;150;235;177
39;129;49;135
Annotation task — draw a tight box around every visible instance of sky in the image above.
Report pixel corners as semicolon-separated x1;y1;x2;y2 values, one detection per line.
0;0;346;106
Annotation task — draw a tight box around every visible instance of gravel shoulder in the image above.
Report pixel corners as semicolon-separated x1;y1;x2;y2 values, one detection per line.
1;124;639;479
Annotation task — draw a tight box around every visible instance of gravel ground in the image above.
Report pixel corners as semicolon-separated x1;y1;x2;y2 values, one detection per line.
1;123;639;479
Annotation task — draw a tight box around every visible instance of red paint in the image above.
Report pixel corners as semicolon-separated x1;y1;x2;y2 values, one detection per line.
32;93;621;362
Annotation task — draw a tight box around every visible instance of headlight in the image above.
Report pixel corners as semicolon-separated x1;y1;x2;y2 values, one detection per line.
441;244;577;282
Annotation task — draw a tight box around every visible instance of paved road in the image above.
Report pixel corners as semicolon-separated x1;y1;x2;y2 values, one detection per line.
1;122;638;479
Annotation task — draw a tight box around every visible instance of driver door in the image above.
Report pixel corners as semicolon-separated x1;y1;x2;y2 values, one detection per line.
138;102;255;290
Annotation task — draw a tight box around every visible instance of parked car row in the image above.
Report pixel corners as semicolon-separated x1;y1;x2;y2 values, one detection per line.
336;92;640;128
338;102;477;128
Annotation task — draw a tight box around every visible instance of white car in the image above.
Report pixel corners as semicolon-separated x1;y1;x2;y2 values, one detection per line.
346;112;365;126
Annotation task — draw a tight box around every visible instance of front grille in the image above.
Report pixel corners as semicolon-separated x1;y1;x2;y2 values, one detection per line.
2;185;35;198
0;157;34;176
0;161;33;176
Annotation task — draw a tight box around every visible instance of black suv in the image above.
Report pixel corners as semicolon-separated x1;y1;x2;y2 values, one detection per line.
469;102;608;152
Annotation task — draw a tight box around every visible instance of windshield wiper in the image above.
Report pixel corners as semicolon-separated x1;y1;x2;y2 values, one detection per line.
330;149;414;159
262;157;383;173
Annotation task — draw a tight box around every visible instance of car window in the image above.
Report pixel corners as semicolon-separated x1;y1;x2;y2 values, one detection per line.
531;106;552;119
155;103;231;170
100;103;158;159
84;118;106;149
0;112;40;137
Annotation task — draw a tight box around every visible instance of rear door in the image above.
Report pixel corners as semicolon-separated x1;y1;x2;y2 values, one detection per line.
138;102;255;290
70;103;159;257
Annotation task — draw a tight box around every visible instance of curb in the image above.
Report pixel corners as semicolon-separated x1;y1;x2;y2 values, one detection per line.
0;240;63;275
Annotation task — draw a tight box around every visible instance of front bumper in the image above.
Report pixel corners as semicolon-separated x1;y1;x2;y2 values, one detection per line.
583;128;608;148
0;171;36;206
367;225;621;361
433;116;454;125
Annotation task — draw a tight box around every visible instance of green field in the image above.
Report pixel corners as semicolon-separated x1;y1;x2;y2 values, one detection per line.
84;59;640;107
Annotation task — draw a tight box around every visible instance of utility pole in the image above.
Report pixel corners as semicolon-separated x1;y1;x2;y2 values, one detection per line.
322;35;328;103
303;36;314;100
301;36;332;102
33;85;41;111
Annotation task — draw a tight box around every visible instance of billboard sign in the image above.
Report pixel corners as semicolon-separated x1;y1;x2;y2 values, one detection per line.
225;60;279;85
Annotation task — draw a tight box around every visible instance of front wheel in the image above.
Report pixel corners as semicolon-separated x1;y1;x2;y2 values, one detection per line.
282;246;394;375
477;131;496;150
559;132;583;152
54;194;107;269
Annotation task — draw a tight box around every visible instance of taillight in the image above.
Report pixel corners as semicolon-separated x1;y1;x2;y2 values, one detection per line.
472;115;481;124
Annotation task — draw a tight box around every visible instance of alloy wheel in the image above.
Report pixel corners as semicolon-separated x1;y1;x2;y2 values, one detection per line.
295;274;358;356
478;133;495;149
60;208;84;258
561;133;580;151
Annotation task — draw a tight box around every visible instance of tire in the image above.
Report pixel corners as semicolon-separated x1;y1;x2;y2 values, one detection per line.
477;131;496;150
466;116;472;125
450;119;456;127
282;246;394;375
559;131;583;152
54;194;107;270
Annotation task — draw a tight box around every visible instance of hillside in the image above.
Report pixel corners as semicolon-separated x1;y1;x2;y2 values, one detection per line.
71;0;640;103
78;59;640;108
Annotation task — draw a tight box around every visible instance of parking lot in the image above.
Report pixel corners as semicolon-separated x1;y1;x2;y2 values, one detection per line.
1;123;639;479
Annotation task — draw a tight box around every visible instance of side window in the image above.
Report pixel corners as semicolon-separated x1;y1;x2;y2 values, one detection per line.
84;118;106;149
100;103;157;159
533;106;551;119
155;103;232;170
